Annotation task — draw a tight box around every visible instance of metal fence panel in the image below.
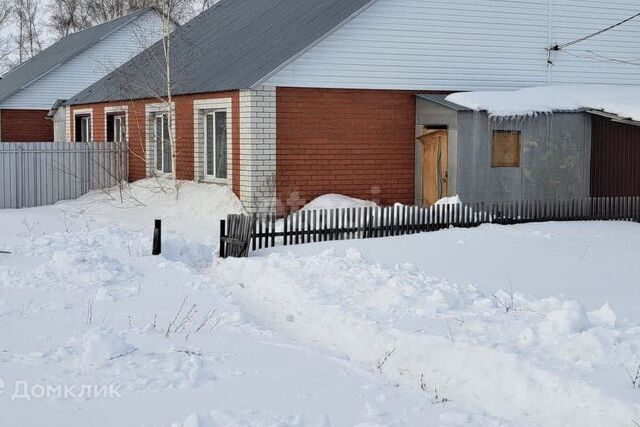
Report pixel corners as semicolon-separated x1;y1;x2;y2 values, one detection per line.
0;142;128;209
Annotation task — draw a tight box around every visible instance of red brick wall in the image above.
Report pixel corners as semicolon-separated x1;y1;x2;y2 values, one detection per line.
1;109;53;142
276;88;416;208
70;91;241;195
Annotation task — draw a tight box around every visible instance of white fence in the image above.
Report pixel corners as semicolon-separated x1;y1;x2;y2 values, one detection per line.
0;142;128;209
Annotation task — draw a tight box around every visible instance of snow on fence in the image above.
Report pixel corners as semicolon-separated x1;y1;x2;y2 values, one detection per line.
0;141;128;209
220;196;640;258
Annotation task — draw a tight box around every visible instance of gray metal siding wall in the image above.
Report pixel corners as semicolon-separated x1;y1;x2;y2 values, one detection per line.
0;142;128;209
455;112;591;202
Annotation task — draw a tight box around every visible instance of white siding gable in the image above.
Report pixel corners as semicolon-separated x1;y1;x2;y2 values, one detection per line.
264;0;640;90
550;0;640;85
1;11;164;110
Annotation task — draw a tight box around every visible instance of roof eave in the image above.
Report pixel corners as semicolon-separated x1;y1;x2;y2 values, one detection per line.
587;109;640;127
416;93;472;112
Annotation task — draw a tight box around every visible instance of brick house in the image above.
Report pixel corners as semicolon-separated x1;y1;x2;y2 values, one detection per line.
66;0;640;213
0;8;165;142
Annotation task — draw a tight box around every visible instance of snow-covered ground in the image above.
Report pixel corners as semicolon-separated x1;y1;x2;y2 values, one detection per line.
1;181;640;426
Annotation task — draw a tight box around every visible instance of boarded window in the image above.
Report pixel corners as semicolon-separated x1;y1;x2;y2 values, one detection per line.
491;130;521;167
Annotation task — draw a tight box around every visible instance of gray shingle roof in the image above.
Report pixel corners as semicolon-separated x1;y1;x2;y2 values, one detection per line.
0;8;155;105
416;94;472;112
67;0;376;105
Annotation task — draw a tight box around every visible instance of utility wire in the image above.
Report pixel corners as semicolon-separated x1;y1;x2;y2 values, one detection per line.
551;11;640;51
558;48;640;67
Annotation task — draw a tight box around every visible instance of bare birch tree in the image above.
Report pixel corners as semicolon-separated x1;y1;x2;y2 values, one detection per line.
13;0;43;63
192;0;217;14
85;0;130;23
50;0;91;38
159;1;177;185
144;0;190;195
0;0;13;72
48;0;212;45
97;0;193;197
84;0;193;25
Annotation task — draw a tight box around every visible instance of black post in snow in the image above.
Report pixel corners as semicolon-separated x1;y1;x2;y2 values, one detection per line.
219;219;226;259
152;219;162;255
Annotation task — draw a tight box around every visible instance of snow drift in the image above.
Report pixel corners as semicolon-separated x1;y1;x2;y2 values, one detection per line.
447;85;640;120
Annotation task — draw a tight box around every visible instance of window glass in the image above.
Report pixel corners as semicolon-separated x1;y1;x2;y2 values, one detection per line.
107;114;125;143
215;111;227;179
162;114;172;173
85;118;91;142
206;113;214;176
75;115;91;142
115;116;125;143
155;116;163;171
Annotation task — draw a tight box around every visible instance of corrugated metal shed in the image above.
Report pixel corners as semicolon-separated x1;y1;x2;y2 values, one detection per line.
67;0;375;105
0;8;155;105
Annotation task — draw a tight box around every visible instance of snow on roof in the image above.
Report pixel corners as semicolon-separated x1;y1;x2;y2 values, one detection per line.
445;85;640;121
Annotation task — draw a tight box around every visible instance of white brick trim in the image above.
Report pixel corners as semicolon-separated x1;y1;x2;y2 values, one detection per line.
66;107;72;142
193;98;233;185
239;85;277;213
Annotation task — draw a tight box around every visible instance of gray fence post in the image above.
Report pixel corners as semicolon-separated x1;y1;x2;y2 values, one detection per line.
16;145;23;209
32;147;37;207
84;143;90;193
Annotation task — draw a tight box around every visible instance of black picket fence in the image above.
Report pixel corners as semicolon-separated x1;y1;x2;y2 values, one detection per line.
219;196;640;258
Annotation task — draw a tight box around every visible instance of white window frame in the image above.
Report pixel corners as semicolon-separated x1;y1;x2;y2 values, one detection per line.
203;110;229;181
104;106;129;144
145;103;175;177
193;98;232;184
73;108;93;143
79;116;92;142
154;112;173;175
114;116;125;143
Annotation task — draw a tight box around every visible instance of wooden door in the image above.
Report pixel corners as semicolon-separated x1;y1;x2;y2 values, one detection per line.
419;129;448;206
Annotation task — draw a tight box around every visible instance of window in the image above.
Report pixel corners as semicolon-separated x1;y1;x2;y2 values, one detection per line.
106;113;126;143
491;130;521;168
75;114;92;142
204;110;227;179
154;113;172;174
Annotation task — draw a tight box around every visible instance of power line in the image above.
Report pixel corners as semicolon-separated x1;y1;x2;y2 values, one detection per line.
558;48;640;67
551;11;640;51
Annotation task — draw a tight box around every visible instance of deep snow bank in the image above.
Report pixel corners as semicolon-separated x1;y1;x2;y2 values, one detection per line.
1;194;470;426
0;178;245;248
215;248;640;426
